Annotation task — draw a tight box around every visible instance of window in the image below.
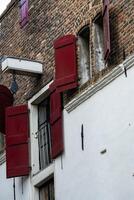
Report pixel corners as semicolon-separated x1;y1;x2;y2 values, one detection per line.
19;0;29;28
38;98;52;170
78;26;90;85
39;179;55;200
94;15;105;71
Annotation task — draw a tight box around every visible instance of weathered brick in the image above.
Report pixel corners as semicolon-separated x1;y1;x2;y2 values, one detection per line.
0;0;133;104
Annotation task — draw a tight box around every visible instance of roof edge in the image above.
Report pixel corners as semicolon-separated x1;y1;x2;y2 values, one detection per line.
0;0;19;21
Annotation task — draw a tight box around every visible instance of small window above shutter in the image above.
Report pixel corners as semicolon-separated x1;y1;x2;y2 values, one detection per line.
49;85;63;159
54;35;78;92
0;85;13;134
103;0;111;61
6;105;29;178
20;0;29;28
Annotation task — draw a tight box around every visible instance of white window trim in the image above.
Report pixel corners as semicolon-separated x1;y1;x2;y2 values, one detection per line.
32;163;54;187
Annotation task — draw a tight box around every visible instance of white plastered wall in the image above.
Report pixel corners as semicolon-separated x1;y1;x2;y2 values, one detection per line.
55;58;134;200
0;162;31;200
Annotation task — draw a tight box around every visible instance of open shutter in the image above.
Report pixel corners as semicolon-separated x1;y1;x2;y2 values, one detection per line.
103;0;111;61
54;35;78;92
50;84;63;159
6;105;29;178
20;0;29;28
0;85;13;134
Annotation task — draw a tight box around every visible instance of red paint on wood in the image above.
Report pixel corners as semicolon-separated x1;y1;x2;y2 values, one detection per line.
0;85;13;134
6;105;29;178
49;86;63;159
54;35;78;92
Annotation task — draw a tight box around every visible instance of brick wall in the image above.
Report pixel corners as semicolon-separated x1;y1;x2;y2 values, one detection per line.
0;0;134;104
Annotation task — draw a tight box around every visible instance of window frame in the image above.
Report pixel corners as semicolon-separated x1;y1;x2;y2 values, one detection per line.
28;81;54;200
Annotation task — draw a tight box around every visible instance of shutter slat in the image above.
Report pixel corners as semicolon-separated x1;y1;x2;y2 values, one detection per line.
54;35;78;92
103;0;111;61
6;105;29;178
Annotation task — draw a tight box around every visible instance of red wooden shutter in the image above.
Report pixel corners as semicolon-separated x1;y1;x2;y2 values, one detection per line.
103;0;111;61
49;81;56;93
50;85;63;159
0;85;13;134
54;35;78;92
6;105;29;178
20;0;29;28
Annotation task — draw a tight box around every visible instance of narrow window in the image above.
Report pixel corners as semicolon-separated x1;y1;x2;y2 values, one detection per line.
94;15;105;71
39;179;55;200
78;26;90;85
38;98;52;170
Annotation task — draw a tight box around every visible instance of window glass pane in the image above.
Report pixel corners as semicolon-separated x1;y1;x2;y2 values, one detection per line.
38;99;49;127
38;98;51;170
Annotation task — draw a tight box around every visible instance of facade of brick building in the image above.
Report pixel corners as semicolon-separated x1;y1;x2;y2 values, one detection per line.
0;0;133;104
0;0;134;199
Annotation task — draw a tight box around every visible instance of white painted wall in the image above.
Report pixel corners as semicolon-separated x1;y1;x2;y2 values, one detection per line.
0;162;31;200
55;65;134;200
0;162;13;199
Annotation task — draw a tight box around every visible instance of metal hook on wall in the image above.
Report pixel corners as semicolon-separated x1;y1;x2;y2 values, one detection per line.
10;71;18;94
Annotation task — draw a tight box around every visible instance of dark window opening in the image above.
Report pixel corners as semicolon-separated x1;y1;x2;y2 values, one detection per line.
38;98;52;170
94;15;105;71
39;179;55;200
78;26;90;85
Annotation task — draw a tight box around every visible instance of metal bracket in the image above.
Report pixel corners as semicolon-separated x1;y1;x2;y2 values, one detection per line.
32;132;39;139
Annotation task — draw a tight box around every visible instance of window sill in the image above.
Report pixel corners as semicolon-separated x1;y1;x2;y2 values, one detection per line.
65;54;134;113
32;163;54;187
0;152;6;165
